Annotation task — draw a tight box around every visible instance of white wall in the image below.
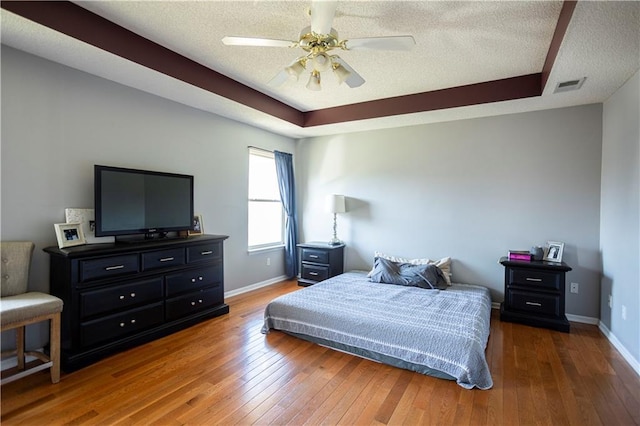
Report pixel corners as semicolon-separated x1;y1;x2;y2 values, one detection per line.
600;69;640;368
296;104;603;318
1;47;294;349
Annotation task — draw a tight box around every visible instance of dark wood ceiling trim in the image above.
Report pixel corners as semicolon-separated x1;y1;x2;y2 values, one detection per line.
542;0;578;91
0;0;304;127
1;1;574;130
304;74;542;127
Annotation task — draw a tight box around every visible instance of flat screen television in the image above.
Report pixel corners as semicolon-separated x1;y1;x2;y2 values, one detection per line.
94;165;194;239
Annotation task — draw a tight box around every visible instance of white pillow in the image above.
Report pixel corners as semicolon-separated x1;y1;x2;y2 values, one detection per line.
368;252;452;286
428;257;452;286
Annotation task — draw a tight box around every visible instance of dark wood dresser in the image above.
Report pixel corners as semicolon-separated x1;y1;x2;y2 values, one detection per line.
499;257;572;332
44;234;229;371
297;242;345;286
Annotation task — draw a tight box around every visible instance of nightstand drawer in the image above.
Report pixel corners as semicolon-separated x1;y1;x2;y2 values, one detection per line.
509;268;561;291
508;289;560;317
301;248;329;264
301;264;330;281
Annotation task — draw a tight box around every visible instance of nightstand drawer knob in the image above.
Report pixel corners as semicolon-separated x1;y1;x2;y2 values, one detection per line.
526;277;543;282
309;271;319;276
525;301;542;307
309;254;319;259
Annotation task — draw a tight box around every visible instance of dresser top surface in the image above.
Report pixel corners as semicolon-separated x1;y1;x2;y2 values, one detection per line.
44;234;228;258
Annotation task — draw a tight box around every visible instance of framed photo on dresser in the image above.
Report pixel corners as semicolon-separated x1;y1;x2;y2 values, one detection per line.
544;241;564;262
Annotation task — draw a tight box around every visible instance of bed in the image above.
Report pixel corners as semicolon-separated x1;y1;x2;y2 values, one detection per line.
262;271;493;389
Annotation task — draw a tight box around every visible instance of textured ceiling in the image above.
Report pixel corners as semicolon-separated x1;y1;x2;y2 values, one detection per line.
1;1;639;138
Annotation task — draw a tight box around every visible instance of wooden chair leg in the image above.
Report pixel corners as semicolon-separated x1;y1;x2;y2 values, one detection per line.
16;326;25;371
49;313;61;384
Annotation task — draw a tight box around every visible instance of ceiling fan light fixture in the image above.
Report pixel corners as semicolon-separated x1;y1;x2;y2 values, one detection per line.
306;70;321;91
333;63;351;84
285;59;306;80
312;53;332;72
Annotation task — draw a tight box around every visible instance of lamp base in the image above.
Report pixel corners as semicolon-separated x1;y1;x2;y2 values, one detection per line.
328;237;342;246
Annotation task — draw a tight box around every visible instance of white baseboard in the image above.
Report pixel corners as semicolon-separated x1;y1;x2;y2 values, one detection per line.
598;322;640;376
224;275;289;298
566;313;599;325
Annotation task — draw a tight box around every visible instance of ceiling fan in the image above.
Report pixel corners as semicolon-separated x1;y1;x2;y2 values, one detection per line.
222;0;415;91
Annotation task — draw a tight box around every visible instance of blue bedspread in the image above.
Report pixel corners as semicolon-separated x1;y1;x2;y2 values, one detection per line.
262;271;493;389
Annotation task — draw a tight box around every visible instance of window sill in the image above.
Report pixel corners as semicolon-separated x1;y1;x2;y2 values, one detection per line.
248;244;285;255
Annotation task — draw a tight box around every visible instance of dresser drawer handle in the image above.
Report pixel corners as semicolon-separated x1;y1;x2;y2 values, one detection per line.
119;295;125;300
525;301;542;307
159;257;175;262
309;255;319;259
130;293;136;298
309;271;319;276
120;322;125;327
105;265;125;271
201;250;213;255
526;277;543;282
131;319;136;324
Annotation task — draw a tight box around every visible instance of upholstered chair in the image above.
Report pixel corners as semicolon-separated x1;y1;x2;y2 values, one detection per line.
0;241;63;384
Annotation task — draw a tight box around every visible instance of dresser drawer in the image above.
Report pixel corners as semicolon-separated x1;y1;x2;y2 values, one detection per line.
507;289;560;317
165;285;224;321
79;277;164;319
509;268;561;291
80;302;164;347
187;242;222;264
142;248;185;271
301;264;330;282
165;266;222;297
80;254;139;283
301;248;329;264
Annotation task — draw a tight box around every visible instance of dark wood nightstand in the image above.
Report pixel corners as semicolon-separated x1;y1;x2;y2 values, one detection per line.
499;256;572;332
297;242;345;286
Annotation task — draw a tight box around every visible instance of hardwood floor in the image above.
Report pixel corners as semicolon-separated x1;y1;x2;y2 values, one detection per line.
2;279;639;425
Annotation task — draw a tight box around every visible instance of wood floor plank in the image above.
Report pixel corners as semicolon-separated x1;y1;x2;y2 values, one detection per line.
1;279;638;425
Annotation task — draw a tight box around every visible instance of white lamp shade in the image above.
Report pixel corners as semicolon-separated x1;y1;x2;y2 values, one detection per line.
333;64;351;84
327;194;346;213
306;70;321;91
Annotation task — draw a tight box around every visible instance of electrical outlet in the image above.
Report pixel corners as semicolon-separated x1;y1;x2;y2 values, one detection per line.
570;282;579;294
622;305;627;320
266;257;271;266
608;294;612;308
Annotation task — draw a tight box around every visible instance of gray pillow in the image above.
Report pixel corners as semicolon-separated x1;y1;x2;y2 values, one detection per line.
369;257;447;290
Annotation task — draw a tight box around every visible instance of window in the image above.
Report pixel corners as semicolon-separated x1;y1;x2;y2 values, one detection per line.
248;148;284;250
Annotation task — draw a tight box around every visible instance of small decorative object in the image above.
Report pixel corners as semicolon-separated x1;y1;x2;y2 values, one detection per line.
54;223;86;248
544;241;564;263
189;214;204;236
326;194;346;245
65;208;114;244
508;250;532;261
530;246;544;261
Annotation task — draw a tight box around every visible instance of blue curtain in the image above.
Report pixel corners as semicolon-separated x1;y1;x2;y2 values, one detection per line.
274;150;299;278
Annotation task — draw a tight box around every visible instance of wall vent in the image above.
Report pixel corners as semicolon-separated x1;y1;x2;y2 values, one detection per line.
554;77;586;93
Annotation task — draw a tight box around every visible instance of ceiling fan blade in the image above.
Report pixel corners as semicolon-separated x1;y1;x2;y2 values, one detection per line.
344;36;415;51
332;56;365;88
310;0;337;35
268;69;291;87
222;36;296;48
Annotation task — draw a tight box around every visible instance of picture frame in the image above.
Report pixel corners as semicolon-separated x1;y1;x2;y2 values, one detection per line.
189;214;204;236
65;208;114;244
544;241;564;263
54;223;86;248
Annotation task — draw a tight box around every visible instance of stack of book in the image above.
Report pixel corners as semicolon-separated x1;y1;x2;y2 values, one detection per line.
508;250;532;261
